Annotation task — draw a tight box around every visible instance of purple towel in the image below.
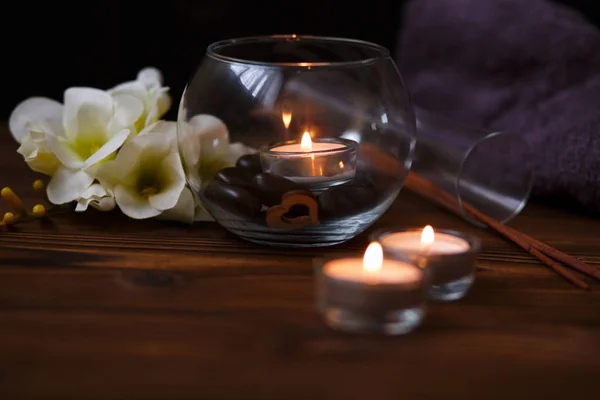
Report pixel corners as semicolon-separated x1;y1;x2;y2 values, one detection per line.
397;0;600;212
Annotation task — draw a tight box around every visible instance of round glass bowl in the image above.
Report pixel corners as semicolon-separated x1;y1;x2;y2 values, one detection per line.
178;35;416;247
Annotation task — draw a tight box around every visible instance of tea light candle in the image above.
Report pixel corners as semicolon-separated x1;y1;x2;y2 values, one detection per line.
315;242;428;335
380;225;471;255
261;132;357;191
373;226;481;301
270;133;347;153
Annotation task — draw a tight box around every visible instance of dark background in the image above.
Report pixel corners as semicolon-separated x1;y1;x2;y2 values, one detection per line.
1;0;598;121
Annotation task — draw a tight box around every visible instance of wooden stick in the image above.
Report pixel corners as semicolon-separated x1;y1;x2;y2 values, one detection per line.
463;204;589;289
464;204;600;283
520;231;600;281
405;173;591;289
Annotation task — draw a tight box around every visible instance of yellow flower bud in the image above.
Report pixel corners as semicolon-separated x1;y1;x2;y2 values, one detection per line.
33;180;45;192
2;212;15;225
32;204;47;218
1;187;25;214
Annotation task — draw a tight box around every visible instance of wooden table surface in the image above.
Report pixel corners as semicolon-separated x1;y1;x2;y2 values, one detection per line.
1;122;599;399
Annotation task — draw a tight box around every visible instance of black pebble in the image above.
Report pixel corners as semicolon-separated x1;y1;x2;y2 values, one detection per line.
318;183;379;218
214;167;256;191
203;180;262;218
252;172;302;207
236;154;263;174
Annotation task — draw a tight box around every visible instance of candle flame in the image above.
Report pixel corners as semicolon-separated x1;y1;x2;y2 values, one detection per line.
301;131;312;152
363;242;383;273
421;225;435;246
282;111;292;129
338;161;344;169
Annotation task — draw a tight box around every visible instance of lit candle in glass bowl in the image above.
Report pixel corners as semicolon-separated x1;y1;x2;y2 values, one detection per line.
261;129;358;192
372;225;481;301
315;242;428;335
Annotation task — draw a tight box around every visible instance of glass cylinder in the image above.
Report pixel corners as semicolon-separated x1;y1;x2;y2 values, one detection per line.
178;35;417;247
409;107;535;224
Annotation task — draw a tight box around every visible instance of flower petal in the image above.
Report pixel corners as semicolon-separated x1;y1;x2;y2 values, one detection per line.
46;133;85;168
158;186;195;223
145;88;171;126
9;97;63;143
114;185;161;219
189;114;231;157
227;142;256;164
194;200;215;222
17;132;61;176
92;196;117;212
137;67;164;89
47;166;95;204
27;118;63;137
134;123;176;156
75;184;116;212
148;152;186;211
156;89;171;118
111;93;144;132
178;121;201;171
140;120;177;137
84;128;131;168
63;88;114;138
97;137;145;188
109;81;147;99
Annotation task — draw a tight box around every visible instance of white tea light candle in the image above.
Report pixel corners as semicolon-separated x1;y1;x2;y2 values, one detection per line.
315;242;428;335
373;226;481;301
323;243;422;285
379;226;471;255
270;132;347;152
261;131;357;191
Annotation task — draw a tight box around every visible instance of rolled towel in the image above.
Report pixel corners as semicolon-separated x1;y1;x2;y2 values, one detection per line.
397;0;600;212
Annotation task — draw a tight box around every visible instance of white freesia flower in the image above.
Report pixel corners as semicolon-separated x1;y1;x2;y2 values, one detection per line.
75;184;116;212
16;127;61;176
97;121;191;222
9;88;144;205
10;98;64;176
157;186;197;223
9;97;64;144
109;67;171;132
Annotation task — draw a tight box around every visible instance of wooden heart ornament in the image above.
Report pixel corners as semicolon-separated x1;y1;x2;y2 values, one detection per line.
265;190;320;229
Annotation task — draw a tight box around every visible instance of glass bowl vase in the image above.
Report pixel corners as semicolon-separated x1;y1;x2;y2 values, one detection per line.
178;35;416;247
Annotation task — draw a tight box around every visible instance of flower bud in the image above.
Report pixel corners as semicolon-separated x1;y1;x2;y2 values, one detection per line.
1;187;25;214
2;212;15;225
32;204;47;218
33;180;45;192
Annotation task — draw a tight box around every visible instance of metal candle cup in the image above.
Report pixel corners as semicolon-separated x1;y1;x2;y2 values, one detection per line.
315;243;428;335
372;228;481;301
260;135;357;192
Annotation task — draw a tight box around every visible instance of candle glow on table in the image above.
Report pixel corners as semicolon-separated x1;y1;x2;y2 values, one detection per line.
380;225;471;255
323;242;422;285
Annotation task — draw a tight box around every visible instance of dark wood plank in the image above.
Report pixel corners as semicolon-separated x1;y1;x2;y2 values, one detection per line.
1;122;600;399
